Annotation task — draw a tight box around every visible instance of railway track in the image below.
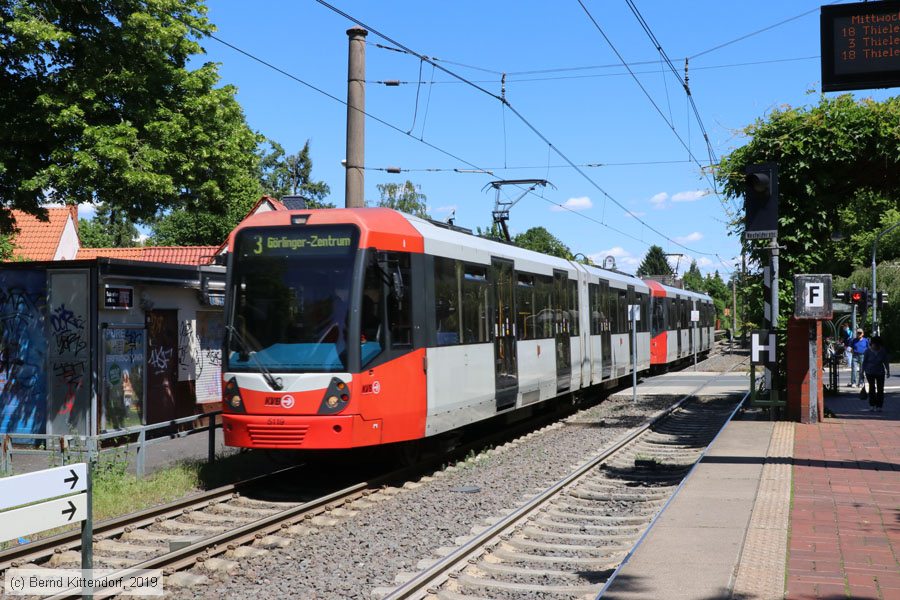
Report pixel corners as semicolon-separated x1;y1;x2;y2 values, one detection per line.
0;361;745;599
382;379;748;599
0;384;627;598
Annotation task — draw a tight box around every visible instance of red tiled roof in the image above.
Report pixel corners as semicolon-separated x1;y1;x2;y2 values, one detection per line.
76;247;144;261
9;208;75;261
77;246;218;265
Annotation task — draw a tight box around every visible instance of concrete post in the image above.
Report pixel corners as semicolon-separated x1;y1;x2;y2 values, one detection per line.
345;27;368;208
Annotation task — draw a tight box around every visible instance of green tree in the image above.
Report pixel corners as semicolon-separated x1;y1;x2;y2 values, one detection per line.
376;181;428;218
636;245;673;277
513;227;574;260
259;140;333;208
683;260;704;292
717;95;900;328
0;0;262;234
78;203;139;247
0;233;17;260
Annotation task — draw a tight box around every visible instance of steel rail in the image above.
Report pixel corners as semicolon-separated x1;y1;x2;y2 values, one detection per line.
0;464;303;571
383;371;739;600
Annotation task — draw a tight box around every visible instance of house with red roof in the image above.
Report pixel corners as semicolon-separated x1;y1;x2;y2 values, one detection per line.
7;207;81;261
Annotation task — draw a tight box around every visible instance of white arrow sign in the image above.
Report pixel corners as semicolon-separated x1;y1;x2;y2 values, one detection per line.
0;463;87;511
0;494;87;542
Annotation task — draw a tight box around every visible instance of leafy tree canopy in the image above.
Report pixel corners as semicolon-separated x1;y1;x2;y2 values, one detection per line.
0;0;263;234
79;203;139;248
636;245;673;278
513;227;574;260
259;140;333;208
683;260;704;292
717;95;900;278
376;181;428;218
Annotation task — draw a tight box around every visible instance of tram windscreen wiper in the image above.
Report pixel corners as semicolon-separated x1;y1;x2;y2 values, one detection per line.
226;324;283;391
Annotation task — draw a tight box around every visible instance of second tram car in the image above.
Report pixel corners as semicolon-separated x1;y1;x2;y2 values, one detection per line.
221;208;713;451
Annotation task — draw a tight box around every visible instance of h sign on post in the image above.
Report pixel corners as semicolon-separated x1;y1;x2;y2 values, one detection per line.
751;330;777;366
793;274;833;320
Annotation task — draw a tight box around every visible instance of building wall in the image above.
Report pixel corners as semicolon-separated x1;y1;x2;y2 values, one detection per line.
99;284;224;426
53;216;81;261
0;269;48;436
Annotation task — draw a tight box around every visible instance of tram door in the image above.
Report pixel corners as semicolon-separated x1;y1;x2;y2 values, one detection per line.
626;285;636;372
553;270;571;394
491;258;518;411
688;299;695;355
676;298;684;357
600;281;612;379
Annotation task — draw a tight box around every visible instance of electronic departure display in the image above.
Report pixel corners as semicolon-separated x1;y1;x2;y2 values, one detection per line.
237;226;358;257
821;0;900;92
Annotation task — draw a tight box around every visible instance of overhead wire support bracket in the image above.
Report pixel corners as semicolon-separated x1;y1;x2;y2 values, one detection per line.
483;179;555;241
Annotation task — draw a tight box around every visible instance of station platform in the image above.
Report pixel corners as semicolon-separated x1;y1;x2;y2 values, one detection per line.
603;365;900;600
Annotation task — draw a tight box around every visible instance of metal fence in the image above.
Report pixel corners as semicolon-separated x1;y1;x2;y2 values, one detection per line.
1;411;221;477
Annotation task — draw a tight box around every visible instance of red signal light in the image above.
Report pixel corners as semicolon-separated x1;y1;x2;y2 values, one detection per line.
851;291;863;303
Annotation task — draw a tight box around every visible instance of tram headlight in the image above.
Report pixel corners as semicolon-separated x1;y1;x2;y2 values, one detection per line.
318;378;351;415
224;377;246;413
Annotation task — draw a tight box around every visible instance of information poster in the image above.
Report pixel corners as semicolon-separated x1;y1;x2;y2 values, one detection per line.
103;327;145;429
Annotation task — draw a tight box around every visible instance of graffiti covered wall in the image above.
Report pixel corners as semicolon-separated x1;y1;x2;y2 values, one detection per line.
0;270;48;436
47;271;91;435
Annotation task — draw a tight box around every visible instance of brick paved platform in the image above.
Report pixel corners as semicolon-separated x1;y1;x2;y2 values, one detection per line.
786;375;900;600
602;364;900;600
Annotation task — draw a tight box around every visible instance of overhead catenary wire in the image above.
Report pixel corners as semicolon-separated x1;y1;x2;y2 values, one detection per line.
368;55;819;86
574;0;730;219
312;0;723;258
167;2;727;260
621;0;732;214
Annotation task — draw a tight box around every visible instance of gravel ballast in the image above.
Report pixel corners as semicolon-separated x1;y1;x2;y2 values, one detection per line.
173;353;746;599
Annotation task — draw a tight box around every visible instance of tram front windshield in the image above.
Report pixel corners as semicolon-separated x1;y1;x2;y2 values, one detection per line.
227;225;359;373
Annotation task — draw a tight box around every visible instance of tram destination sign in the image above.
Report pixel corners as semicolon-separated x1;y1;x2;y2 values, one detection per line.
821;0;900;92
239;226;357;258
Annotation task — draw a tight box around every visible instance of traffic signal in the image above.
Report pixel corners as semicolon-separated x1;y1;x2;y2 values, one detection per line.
744;163;779;238
877;291;888;308
849;288;868;313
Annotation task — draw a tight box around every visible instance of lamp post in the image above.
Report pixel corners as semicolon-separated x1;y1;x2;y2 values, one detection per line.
872;222;900;336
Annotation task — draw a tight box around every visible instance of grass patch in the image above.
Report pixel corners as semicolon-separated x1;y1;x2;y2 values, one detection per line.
91;459;201;522
1;448;288;550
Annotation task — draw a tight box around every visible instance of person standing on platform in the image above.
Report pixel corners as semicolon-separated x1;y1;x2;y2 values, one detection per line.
850;328;869;387
862;336;890;411
841;324;853;367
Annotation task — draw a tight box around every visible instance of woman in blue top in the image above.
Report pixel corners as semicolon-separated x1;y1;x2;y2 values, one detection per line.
850;328;869;386
861;336;890;411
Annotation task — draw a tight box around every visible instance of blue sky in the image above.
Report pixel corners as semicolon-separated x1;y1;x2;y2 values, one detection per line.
136;2;895;274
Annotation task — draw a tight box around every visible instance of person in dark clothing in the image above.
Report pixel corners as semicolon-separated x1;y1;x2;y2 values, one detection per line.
862;336;890;411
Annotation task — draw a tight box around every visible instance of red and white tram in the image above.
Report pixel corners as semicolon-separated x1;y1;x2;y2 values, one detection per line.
221;208;713;450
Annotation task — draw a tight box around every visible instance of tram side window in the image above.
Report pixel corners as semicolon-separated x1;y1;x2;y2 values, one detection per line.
434;257;460;346
516;273;536;340
588;283;601;335
462;265;490;344
532;275;553;339
651;297;665;334
569;280;579;336
387;252;412;349
637;292;650;333
617;290;627;334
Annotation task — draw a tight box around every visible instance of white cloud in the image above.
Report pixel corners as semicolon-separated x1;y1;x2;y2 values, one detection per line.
671;189;710;203
649;192;668;208
675;231;703;243
589;246;640;269
696;257;714;268
551;196;593;212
